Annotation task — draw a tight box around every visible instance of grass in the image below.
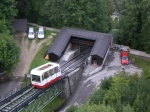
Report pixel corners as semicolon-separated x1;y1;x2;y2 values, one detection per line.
130;54;150;69
35;29;52;43
20;31;58;87
45;30;53;38
28;31;58;73
130;54;150;78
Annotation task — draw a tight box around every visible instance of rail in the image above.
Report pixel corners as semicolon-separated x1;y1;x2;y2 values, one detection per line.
0;84;31;106
0;49;90;112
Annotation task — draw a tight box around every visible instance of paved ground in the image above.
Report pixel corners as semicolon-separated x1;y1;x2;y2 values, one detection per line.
59;50;142;112
0;78;23;99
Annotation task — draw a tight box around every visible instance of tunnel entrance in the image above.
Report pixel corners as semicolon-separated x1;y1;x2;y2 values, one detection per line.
70;36;94;53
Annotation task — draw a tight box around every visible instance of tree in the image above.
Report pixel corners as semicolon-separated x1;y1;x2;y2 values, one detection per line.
122;104;134;112
0;0;18;33
66;105;77;112
117;0;150;53
76;104;115;112
0;33;20;71
22;0;112;32
16;0;30;18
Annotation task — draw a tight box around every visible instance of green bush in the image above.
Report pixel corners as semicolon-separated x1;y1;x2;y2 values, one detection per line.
76;104;115;112
122;104;134;112
89;88;105;104
88;71;150;112
101;76;113;90
66;105;77;112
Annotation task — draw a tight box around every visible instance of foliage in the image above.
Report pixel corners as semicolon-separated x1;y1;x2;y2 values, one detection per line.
0;33;20;71
89;88;105;104
130;54;150;78
0;0;18;33
101;76;113;90
122;104;134;112
110;15;119;43
89;77;112;104
103;72;130;106
66;105;77;112
17;0;112;32
89;68;150;112
76;103;115;112
16;0;30;18
117;0;150;53
112;17;119;29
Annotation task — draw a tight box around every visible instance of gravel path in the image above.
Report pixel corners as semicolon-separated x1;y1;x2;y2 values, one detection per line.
13;34;53;77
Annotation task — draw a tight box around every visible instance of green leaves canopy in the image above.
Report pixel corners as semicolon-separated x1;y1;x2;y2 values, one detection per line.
0;33;20;71
76;104;114;112
0;0;17;33
25;0;112;32
117;0;150;53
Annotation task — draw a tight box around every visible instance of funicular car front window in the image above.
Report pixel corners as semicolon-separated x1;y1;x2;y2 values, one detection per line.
32;75;40;82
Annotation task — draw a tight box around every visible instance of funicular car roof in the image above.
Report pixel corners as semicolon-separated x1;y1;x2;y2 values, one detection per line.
31;62;59;76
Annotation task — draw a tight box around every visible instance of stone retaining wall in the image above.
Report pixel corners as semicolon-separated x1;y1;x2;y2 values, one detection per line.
63;67;84;100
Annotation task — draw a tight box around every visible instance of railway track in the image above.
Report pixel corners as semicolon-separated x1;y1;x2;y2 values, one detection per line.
61;49;91;72
0;87;40;112
0;50;90;112
61;52;90;74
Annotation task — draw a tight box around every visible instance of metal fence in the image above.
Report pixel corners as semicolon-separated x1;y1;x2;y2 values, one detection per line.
0;76;31;105
20;79;64;112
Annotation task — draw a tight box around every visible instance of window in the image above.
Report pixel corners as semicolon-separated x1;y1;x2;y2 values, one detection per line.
43;72;49;79
55;67;58;73
32;75;41;82
49;69;53;76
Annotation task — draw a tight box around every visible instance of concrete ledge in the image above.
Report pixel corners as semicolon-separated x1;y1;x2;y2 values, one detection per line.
89;66;102;76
